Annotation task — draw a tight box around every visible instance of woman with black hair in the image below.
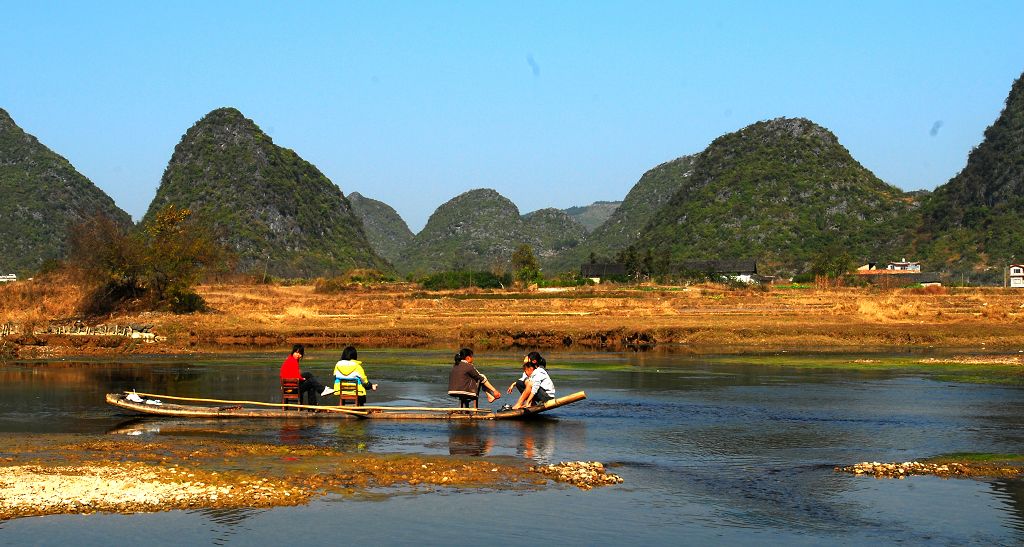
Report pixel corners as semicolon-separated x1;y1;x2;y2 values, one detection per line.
506;351;546;395
447;348;502;408
279;343;326;405
507;351;555;409
324;345;376;406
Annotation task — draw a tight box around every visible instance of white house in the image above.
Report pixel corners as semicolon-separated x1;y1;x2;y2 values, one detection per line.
886;259;921;272
1010;264;1024;288
0;274;16;283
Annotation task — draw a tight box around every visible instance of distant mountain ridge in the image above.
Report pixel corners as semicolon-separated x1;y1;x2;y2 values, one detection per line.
0;108;131;275
397;189;586;274
145;107;385;277
563;201;621;232
347;191;414;265
920;71;1024;269
548;155;697;271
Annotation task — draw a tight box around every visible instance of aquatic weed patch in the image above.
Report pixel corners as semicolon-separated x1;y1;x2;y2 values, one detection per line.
704;353;1024;385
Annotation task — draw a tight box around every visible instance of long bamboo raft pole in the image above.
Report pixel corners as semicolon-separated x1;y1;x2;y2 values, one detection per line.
128;392;495;414
111;390;587;420
345;404;490;413
127;391;369;416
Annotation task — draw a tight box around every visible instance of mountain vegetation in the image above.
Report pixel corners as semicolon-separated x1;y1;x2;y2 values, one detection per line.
0;108;131;275
144;107;385;277
545;155;697;272
347;191;414;265
919;71;1024;270
563;201;621;231
635;118;919;273
521;208;588;261
396;189;586;274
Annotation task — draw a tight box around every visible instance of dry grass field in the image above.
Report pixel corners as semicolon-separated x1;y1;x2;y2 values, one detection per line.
2;276;1023;357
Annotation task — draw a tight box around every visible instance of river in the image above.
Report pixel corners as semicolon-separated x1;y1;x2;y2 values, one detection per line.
1;349;1022;545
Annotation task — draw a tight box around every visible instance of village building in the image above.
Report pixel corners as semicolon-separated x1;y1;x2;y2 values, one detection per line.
0;274;17;283
885;259;921;272
1010;264;1024;288
856;259;921;274
856;258;921;272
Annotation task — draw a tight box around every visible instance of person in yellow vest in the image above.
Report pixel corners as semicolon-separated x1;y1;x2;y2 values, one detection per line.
321;346;377;405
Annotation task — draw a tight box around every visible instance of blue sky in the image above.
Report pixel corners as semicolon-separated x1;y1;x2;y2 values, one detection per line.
2;1;1022;232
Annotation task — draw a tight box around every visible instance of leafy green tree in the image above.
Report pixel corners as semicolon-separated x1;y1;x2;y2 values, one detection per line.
618;245;641;281
511;244;541;285
809;246;853;278
642;248;654;279
69;206;230;314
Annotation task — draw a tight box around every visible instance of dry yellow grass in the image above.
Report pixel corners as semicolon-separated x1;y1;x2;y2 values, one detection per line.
2;279;1023;356
0;272;85;325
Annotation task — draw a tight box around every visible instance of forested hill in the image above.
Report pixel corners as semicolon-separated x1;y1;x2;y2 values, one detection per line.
563;201;621;232
920;71;1024;269
0;108;131;275
347;191;414;265
396;189;585;274
636;118;919;272
547;155;697;272
144;107;386;277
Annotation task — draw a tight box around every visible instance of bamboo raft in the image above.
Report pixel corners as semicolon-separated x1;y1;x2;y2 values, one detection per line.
105;391;587;420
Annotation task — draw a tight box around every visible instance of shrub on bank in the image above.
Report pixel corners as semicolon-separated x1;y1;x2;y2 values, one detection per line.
420;270;512;290
314;269;397;293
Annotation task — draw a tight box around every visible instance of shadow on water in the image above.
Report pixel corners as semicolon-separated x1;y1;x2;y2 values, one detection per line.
188;507;265;547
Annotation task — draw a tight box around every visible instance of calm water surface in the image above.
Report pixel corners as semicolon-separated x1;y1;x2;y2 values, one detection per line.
0;350;1022;545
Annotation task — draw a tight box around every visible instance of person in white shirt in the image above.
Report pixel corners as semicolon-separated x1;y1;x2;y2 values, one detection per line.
510;352;555;409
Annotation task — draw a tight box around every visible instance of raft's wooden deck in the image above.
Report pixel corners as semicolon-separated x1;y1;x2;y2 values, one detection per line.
105;391;587;420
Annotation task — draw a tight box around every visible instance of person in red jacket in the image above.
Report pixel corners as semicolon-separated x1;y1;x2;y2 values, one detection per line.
280;344;325;405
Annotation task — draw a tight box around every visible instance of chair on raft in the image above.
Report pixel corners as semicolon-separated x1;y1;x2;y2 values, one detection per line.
335;376;362;407
451;382;481;409
281;378;301;409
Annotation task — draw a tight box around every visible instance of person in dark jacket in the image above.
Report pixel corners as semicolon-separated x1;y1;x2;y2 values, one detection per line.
447;348;501;407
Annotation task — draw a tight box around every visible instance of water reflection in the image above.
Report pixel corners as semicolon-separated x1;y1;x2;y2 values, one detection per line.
991;479;1024;535
448;424;495;457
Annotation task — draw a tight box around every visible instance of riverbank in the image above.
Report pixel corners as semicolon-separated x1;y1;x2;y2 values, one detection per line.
3;279;1024;359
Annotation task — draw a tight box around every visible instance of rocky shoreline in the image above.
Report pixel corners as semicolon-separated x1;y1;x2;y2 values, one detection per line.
531;461;624;489
835;460;1024;479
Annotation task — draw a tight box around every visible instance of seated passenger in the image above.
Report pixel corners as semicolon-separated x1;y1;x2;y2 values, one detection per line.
323;345;377;406
447;348;501;407
279;343;326;405
506;351;546;396
511;353;555;409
